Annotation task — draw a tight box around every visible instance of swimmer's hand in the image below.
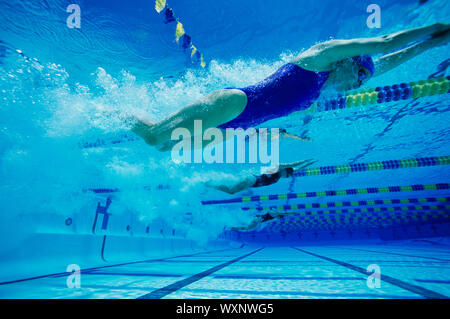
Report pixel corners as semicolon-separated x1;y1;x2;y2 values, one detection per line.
279;129;313;142
432;22;450;33
131;114;157;146
429;27;450;47
292;159;317;171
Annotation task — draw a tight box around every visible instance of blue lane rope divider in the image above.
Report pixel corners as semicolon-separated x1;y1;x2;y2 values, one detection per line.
242;197;450;212
294;156;450;178
202;183;450;205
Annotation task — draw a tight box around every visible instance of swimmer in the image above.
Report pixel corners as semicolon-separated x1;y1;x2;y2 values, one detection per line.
231;212;285;232
205;159;317;195
133;23;450;150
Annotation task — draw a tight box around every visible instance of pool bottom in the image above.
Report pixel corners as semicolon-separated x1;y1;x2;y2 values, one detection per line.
0;242;449;299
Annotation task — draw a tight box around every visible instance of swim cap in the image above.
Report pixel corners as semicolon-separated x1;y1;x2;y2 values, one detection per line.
352;55;375;77
285;167;294;177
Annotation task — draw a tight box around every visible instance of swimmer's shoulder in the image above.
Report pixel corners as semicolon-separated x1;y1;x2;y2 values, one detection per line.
289;41;336;72
291;39;359;72
290;51;317;71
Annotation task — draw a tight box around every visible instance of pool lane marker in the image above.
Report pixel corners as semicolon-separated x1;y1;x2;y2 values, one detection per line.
252;208;450;231
0;247;238;286
262;208;449;221
154;0;206;67
266;210;448;232
137;247;264;299
341;247;450;262
291;247;448;299
294;155;450;178
267;210;448;230
303;76;450;114
242;196;450;212
202;183;450;205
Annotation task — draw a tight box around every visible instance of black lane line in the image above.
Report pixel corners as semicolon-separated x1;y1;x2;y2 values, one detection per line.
214;275;364;281
291;247;448;299
0;247;239;285
342;247;450;262
137;247;264;299
387;245;450;255
174;287;419;299
76;272;184;278
415;279;450;284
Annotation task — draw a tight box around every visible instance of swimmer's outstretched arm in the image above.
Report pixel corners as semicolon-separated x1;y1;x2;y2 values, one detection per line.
292;159;317;171
261;159;316;175
231;218;261;231
294;23;449;71
374;28;450;77
281;131;312;142
277;159;317;171
253;128;312;142
231;212;284;231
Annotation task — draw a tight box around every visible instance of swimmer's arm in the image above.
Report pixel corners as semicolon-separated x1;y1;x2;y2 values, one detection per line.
232;212;286;231
251;128;309;142
374;29;450;77
281;131;313;142
205;175;256;195
231;218;261;231
278;159;316;171
292;159;317;171
293;23;449;71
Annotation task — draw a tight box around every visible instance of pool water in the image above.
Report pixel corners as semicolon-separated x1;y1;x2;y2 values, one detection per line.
0;0;449;299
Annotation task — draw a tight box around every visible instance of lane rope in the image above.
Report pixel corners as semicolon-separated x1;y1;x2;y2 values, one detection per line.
154;0;206;67
303;76;450;113
201;183;450;205
267;211;449;231
294;156;450;178
242;196;450;212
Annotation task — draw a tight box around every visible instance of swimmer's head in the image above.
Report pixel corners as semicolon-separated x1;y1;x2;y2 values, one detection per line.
328;55;375;91
281;167;294;178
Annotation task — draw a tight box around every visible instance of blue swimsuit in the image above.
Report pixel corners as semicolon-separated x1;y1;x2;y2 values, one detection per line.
218;63;330;129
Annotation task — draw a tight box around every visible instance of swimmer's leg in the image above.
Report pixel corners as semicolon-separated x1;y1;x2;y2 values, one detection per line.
132;117;156;145
206;175;257;195
132;89;247;148
231;218;261;231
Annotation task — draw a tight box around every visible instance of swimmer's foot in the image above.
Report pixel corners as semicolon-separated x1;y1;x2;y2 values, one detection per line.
156;140;177;152
131;115;157;145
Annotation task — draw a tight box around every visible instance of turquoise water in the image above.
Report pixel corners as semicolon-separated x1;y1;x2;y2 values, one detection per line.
0;0;449;299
